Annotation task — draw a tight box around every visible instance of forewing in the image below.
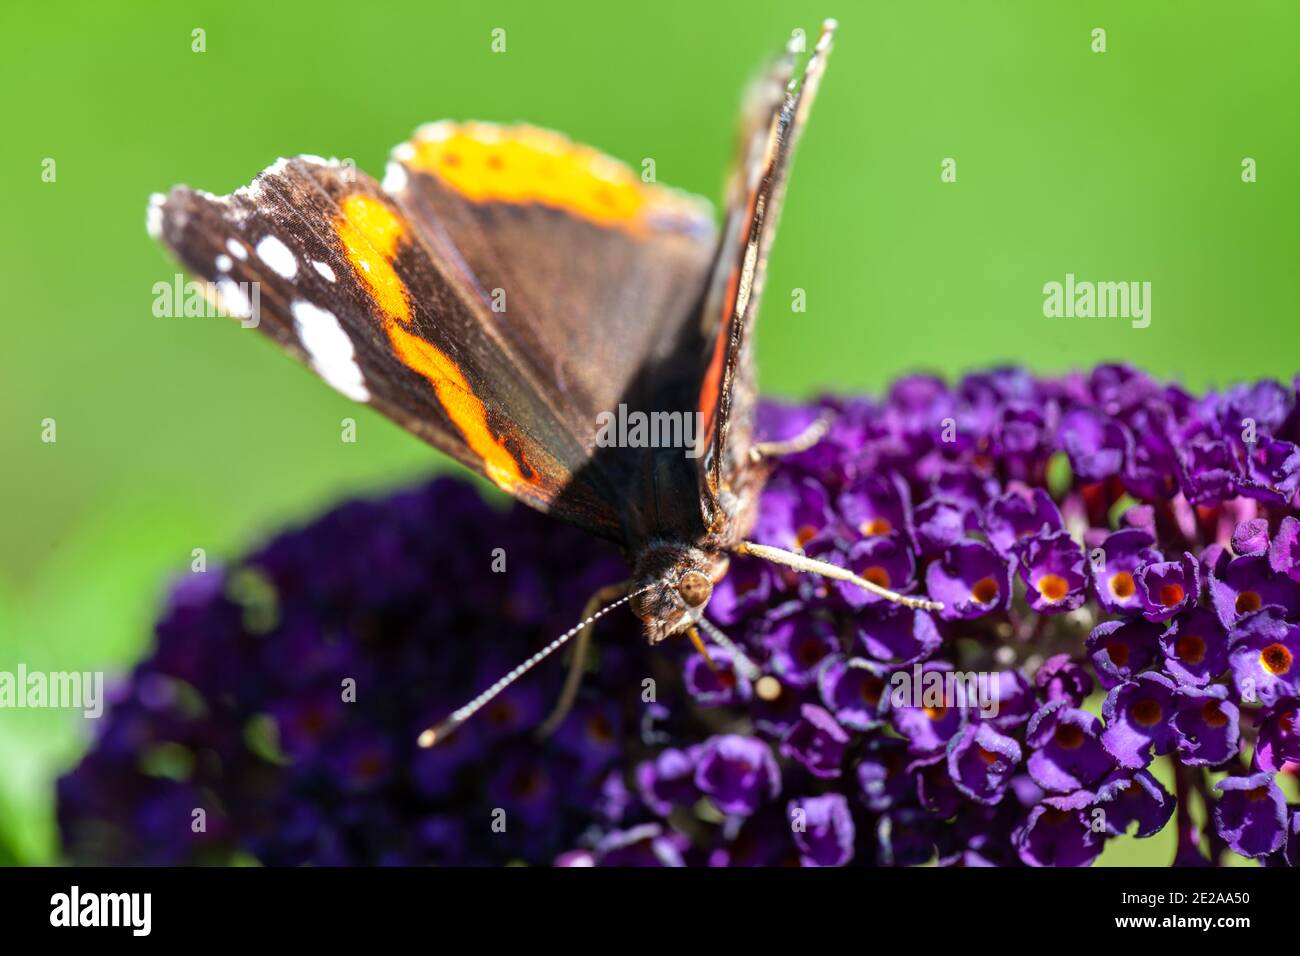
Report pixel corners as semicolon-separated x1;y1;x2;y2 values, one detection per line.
696;20;837;517
150;156;626;539
383;122;719;437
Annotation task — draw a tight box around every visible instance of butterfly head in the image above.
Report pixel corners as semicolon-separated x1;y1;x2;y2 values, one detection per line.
630;544;730;644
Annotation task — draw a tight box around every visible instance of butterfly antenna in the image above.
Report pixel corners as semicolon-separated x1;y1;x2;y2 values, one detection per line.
417;585;651;748
694;616;761;682
735;541;944;612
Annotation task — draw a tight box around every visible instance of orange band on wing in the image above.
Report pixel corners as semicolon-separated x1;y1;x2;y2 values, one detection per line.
336;194;411;324
698;264;742;442
386;321;536;492
402;123;709;233
335;193;537;493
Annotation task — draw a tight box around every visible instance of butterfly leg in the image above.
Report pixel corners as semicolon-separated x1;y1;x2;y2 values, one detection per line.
535;580;632;738
748;410;835;463
733;541;944;612
686;625;718;670
694;617;762;682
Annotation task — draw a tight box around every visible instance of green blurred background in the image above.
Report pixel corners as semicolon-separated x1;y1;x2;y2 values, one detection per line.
1;0;1297;864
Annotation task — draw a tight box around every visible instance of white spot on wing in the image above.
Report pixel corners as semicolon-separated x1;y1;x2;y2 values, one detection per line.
291;300;369;402
382;161;408;194
312;260;336;282
413;121;455;144
256;235;298;279
146;193;165;239
226;237;248;260
215;278;252;319
215;254;232;272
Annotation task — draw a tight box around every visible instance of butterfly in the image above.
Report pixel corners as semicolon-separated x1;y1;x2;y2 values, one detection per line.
149;19;940;744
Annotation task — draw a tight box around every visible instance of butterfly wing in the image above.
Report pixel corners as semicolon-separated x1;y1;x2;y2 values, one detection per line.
150;22;830;549
379;122;725;545
383;122;718;426
695;20;837;526
150;148;713;543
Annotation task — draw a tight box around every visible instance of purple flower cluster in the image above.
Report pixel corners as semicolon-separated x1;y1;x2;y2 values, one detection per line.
60;366;1300;866
58;481;639;865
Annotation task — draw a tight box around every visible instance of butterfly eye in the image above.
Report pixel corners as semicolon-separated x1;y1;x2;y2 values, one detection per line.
676;571;712;608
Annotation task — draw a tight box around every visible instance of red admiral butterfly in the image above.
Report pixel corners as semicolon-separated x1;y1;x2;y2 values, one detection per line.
149;20;941;745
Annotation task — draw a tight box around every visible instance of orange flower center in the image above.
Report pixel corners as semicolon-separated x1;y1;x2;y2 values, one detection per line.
1245;785;1272;802
1235;590;1262;614
1201;701;1228;728
1105;642;1130;667
924;705;947;721
355;752;387;779
511;766;545;797
1053;723;1084;750
860;677;884;706
797;641;827;667
1260;643;1293;676
970;576;1000;604
977;746;1001;765
1174;634;1206;665
1037;574;1069;602
861;565;892;589
1131;698;1163;727
1109;571;1136;599
859;517;893;536
794;525;819;548
587;715;614;744
1158;583;1185;607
